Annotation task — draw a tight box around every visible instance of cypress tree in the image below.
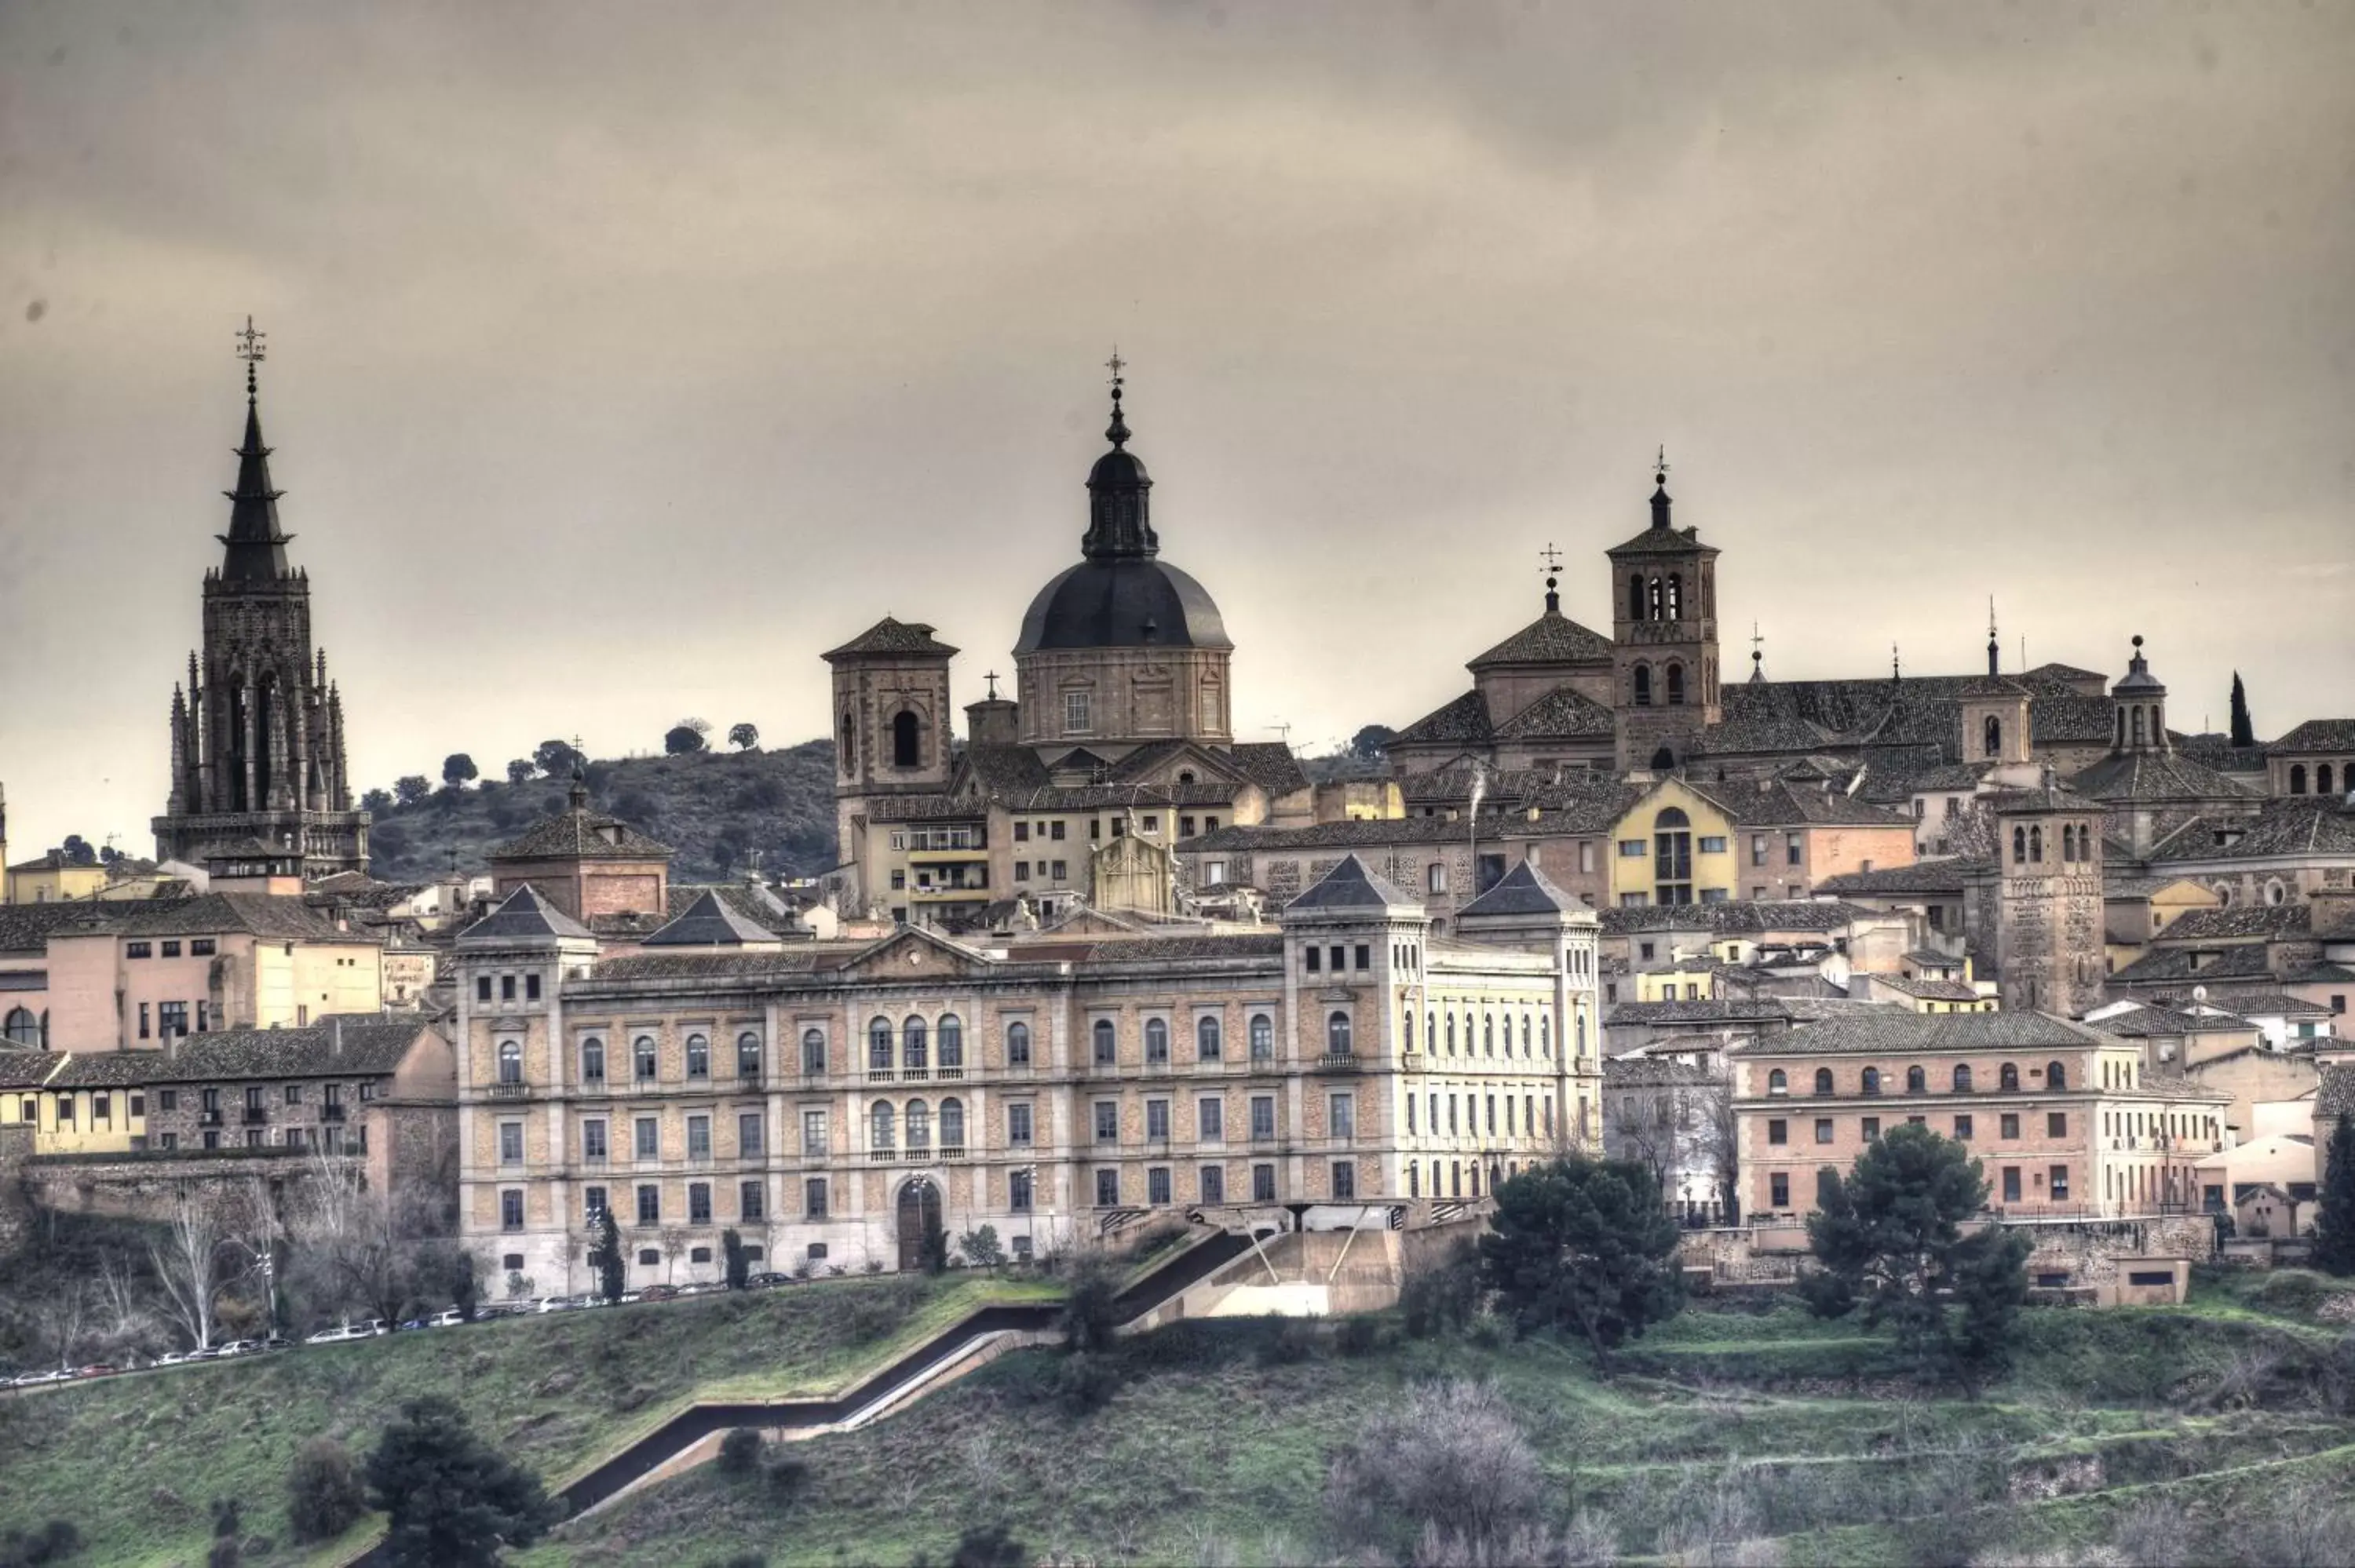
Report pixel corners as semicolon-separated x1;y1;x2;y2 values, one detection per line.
2314;1118;2355;1278
587;1207;626;1304
2229;671;2255;748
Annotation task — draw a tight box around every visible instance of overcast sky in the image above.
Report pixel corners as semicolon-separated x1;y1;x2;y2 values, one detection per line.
2;0;2350;863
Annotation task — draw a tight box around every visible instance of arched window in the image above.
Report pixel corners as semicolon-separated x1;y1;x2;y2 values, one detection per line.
1984;715;2002;758
1647;576;1664;620
737;1030;762;1079
1629;573;1646;622
839;710;856;768
1666;662;1686;706
1814;1067;1834;1095
2290;763;2308;795
939;1098;965;1151
497;1041;522;1083
1445;1012;1456;1052
1952;1064;1973;1092
1249;1015;1272;1062
1006;1020;1031;1067
2013;826;2028;863
1145;1017;1170;1064
1404;1012;1416;1052
892;710;922;768
1575;1016;1584;1056
904;1099;930;1150
2322;764;2337;796
871;1101;894;1150
1656;806;1689;828
633;1036;657;1081
1327;1012;1353;1056
1197;1015;1222;1061
1666;574;1683;621
2046;1060;2067;1090
1483;1015;1494;1056
1862;1067;1882;1096
903;1017;928;1071
2116;708;2127;749
2130;706;2146;746
1906;1065;1926;1093
580;1037;606;1082
1521;1016;1532;1056
2029;826;2043;863
937;1015;963;1070
1767;1068;1787;1094
2000;1062;2019;1091
1093;1018;1116;1065
868;1017;893;1071
685;1033;710;1079
2061;825;2075;862
801;1027;827;1076
1633;663;1653;707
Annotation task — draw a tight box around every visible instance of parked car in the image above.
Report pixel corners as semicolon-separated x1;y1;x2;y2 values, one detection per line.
217;1340;263;1358
154;1351;191;1368
13;1369;72;1387
638;1284;681;1302
305;1324;371;1346
260;1336;291;1351
427;1308;467;1328
745;1271;791;1289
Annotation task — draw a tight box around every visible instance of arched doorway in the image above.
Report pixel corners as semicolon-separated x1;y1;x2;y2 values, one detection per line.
896;1177;941;1272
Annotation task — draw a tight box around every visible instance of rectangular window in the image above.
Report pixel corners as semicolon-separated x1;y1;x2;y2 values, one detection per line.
738;1112;765;1158
159;1001;187;1037
1954;1114;1973;1140
801;1109;828;1154
499;1121;524;1165
1145;1023;1169;1064
687;1115;711;1160
1786;833;1802;866
1050;820;1067;841
1148;1167;1171;1205
1094;1102;1119;1143
1179;815;1196;837
636;1117;659;1158
1064;691;1091;732
1814;1118;1833;1144
1013;821;1030;842
1094;1168;1119;1206
585;1185;608;1220
740;1180;764;1220
1253;1163;1276;1202
1353;943;1371;972
1048;859;1068;880
1251;1095;1276;1140
526;973;542;1001
129;1092;144;1117
688;1183;711;1224
159;1089;177;1111
1699;836;1727;854
1198;1096;1224;1142
1331;1161;1356;1198
159;1132;178;1151
2002;1167;2021;1203
1008;1103;1034;1146
190;938;215;956
1860;1117;1880;1140
1329;945;1345;973
805;1177;829;1218
584;1120;608;1160
1009;1169;1033;1212
502;975;517;1001
127;941;152;959
1750;833;1768;866
1768;1118;1788;1146
1014;862;1030;881
1305;946;1320;973
1331;1092;1355;1141
1200;1165;1225;1203
500;1190;524;1231
284;1084;302;1106
161;939;181;957
1769;1172;1790;1208
1618;839;1647;858
2000;1113;2019;1139
476;975;492;1002
636;1184;660;1225
1146;1098;1170;1140
139;1002;152;1040
2047;1112;2068;1138
2049;1165;2071;1202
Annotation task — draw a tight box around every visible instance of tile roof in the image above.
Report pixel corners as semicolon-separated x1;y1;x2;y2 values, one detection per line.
1696;777;1916;828
2317;1063;2355;1119
490;803;673;862
0;899;170;952
1984;779;2101;815
1226;742;1313;799
2183;987;2332;1018
63;892;368;943
2266;720;2355;756
1459;860;1580;919
46;1018;433;1086
1693;714;1845;757
1741;1008;2109;1056
1392;690;1494;748
1814;860;1985;896
1718;671;2116;760
1602;1056;1718;1088
1492;685;1617;740
820;616;958;661
1868;975;1983;1002
641;889;781;947
460;884;594;943
2152;904;2311;942
1283;853;1422;914
1597;900;1886;935
2172;734;2269;774
1466;608;1615;670
2069;750;2256;806
960;744;1054;797
587;950;834;983
2024;661;2106;684
2147;799;2355;864
2108;945;2276;986
1077;933;1288;963
0;1048;60;1088
1607;998;1797;1026
2094;1003;2255;1037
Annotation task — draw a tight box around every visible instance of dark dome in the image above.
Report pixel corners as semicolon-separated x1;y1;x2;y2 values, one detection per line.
1014;557;1232;654
1088;448;1150;488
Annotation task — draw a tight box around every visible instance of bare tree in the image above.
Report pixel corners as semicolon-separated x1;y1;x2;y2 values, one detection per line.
149;1181;228;1351
31;1278;92;1370
90;1254;159;1361
659;1225;690;1284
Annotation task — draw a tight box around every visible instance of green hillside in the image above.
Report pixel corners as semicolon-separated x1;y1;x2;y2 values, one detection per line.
363;740;838;884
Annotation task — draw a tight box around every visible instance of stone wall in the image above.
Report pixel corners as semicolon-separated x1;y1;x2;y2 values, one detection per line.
0;1122;33;1256
23;1147;351;1223
1678;1211;2218;1294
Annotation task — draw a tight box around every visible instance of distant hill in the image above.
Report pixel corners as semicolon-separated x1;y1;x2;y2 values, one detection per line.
365;740;838;883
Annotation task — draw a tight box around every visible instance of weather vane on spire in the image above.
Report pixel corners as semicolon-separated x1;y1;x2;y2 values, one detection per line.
1654;444;1669;484
235;314;266;399
1103;347;1130;447
1104;348;1125;388
1538;542;1563;575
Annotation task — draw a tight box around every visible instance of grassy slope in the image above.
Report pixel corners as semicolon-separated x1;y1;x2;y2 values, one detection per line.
535;1272;2355;1568
0;1274;1055;1568
365;740;837;883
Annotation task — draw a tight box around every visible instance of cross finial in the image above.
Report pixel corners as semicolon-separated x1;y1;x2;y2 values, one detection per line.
1104;348;1126;388
235;314;267;399
984;669;1001;701
1654;444;1669;484
1538;542;1564;574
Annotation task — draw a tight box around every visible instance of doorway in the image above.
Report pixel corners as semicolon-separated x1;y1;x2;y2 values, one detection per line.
896;1177;941;1272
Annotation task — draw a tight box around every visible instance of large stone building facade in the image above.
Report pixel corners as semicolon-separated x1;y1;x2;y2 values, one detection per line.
451;856;1601;1288
153;328;369;877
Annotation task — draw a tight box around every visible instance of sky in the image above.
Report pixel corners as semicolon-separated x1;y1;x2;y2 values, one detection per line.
2;0;2350;864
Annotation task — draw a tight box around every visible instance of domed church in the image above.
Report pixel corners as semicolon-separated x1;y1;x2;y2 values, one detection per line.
823;370;1309;928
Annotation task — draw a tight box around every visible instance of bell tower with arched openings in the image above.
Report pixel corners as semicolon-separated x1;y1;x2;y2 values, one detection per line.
1989;775;2107;1018
1606;453;1722;771
821;616;958;907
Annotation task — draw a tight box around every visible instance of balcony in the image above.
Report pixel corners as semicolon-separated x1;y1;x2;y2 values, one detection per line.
731;1068;765;1087
577;1075;610;1097
199;1109;224;1127
935;1065;965;1081
241;1107;270;1125
319;1103;347;1122
867;1067;897;1085
487;1081;531;1101
868;1147;897;1162
939;1143;967;1161
1313;1053;1363;1073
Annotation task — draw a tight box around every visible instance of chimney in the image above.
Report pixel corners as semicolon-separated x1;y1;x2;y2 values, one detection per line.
330;1016;343;1058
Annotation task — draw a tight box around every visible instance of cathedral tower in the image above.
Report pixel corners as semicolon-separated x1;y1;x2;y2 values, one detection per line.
153;320;369;877
1606;454;1721;771
1989;775;2105;1017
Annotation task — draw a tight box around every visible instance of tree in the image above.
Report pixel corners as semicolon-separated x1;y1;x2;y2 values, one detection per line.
1803;1122;2032;1391
531;738;582;778
149;1181;228;1351
287;1436;368;1542
586;1209;626;1304
1346;724;1397;764
365;1395;558;1566
919;1209;951;1275
722;1228;750;1290
360;787;393;812
664;725;706;756
2229;671;2255;749
504;759;535;785
59;834;97;866
2314;1118;2355;1277
393;775;433;807
441;754;479;789
958;1224;1005;1271
1477;1154;1685;1368
728;722;760;752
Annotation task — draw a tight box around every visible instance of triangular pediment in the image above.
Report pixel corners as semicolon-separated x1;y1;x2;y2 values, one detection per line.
836;923;995;979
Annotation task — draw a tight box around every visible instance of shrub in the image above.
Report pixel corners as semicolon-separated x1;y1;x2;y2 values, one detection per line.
287;1437;368;1542
0;1521;82;1566
1059;1256;1124;1353
716;1427;765;1477
1334;1315;1382;1356
1054;1352;1123;1415
1400;1238;1484;1340
764;1455;811;1499
1324;1380;1542;1555
1257;1317;1320;1366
